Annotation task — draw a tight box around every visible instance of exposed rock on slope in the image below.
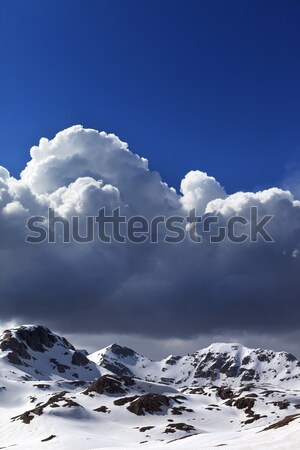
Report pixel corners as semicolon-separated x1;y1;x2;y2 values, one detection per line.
1;325;300;449
83;374;134;396
0;325;99;381
89;342;300;387
127;393;170;416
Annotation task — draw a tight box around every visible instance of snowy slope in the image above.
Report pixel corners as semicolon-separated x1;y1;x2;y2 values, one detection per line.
1;325;300;449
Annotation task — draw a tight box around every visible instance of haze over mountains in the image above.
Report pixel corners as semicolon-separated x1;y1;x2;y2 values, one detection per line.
1;325;300;449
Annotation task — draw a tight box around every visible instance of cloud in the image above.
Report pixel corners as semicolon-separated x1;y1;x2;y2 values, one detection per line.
180;170;226;213
0;125;300;344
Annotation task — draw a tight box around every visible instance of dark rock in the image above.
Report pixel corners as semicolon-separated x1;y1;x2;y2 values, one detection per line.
121;376;136;387
261;414;300;431
83;375;126;396
164;423;195;433
139;426;155;432
286;353;297;362
114;395;139;406
100;359;135;378
171;407;184;415
261;389;281;397
233;397;256;411
41;435;56;442
50;358;70;374
127;394;170;416
238;384;255;393
217;387;234;400
0;326;75;370
7;352;28;366
160;377;175;385
64;380;86;388
71;351;90;366
273;401;290;410
226;364;239;378
171;406;194;415
165;356;181;365
173;395;187;403
241;356;251;365
110;344;137;358
94;406;110;413
211;355;230;372
240;369;258;382
11;391;78;424
184;387;204;395
244;414;264;424
63;399;81;408
13;411;35;424
16;326;58;352
257;353;270;363
0;332;31;361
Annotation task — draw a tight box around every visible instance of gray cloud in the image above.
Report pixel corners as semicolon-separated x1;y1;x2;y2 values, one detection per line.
0;126;300;346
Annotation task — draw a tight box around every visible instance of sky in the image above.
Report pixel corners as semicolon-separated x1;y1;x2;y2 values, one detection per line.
1;0;300;193
0;1;300;358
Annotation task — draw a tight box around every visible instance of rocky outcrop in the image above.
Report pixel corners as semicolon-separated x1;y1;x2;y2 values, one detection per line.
0;326;74;355
0;330;32;365
127;394;170;416
11;391;82;424
83;374;134;396
164;422;195;433
71;351;90;366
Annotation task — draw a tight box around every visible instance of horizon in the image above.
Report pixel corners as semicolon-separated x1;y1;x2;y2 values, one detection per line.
1;321;299;361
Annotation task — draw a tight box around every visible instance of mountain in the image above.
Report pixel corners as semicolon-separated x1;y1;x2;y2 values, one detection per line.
89;341;300;387
0;325;100;380
1;325;300;450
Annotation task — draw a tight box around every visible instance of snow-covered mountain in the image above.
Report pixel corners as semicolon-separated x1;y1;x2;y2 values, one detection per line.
1;325;300;450
0;325;100;381
89;341;300;388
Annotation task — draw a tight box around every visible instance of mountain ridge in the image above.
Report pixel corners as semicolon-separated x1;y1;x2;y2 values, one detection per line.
2;325;300;387
89;339;300;388
1;325;300;449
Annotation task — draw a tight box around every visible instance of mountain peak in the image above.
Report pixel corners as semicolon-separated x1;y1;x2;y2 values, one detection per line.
0;325;99;381
90;340;300;388
107;343;140;359
1;326;300;448
89;343;149;379
0;325;74;357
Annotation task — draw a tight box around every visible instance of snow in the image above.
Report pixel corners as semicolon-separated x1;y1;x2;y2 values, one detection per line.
0;326;300;449
90;341;300;388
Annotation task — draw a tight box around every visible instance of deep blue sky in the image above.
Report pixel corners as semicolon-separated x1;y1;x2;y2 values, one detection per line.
1;0;300;194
